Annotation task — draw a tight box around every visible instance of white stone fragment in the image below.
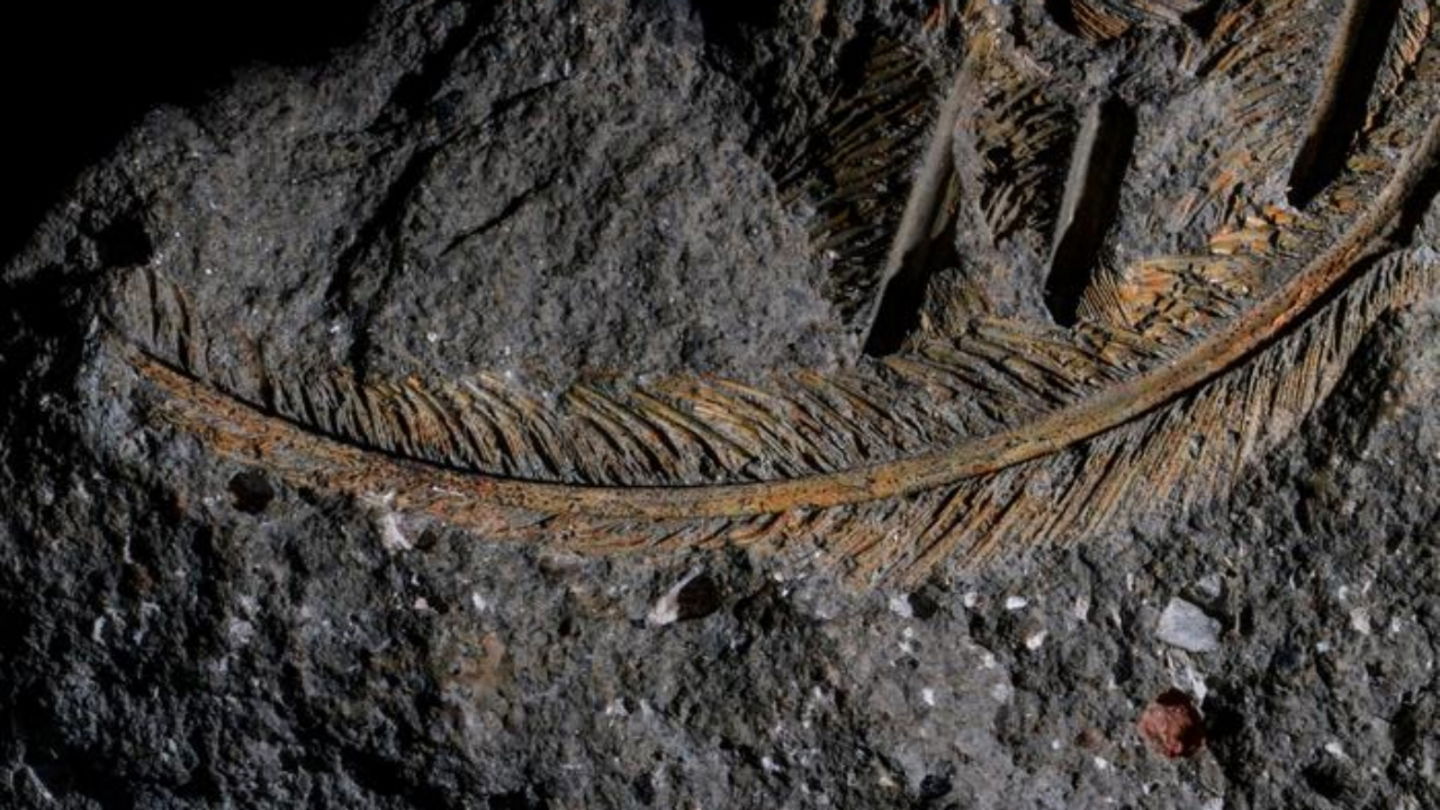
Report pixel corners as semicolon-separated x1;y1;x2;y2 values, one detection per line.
1350;607;1372;635
888;594;913;618
1004;596;1029;611
227;618;255;647
1196;573;1224;600
1156;598;1222;653
1171;653;1208;704
363;492;411;552
1024;630;1048;650
378;512;411;552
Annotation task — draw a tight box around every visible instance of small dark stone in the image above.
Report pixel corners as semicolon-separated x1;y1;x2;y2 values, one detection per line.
631;773;656;805
1302;759;1354;802
227;470;275;514
907;587;942;620
918;773;953;801
672;573;721;622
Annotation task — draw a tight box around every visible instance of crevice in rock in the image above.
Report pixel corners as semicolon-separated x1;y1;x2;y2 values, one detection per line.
1044;95;1135;326
1288;0;1403;207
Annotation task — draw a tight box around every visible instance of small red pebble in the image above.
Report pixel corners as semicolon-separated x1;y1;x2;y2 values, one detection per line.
1137;688;1206;758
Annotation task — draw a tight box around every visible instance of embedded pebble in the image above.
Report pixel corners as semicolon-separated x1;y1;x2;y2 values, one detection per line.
1137;688;1206;758
1350;607;1372;635
1195;573;1224;600
377;512;412;553
647;569;721;625
1156;598;1222;653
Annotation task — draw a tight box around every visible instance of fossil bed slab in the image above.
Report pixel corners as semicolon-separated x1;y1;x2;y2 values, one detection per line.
3;1;1440;808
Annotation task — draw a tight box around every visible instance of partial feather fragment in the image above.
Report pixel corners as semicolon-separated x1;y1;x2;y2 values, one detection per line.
112;115;1440;583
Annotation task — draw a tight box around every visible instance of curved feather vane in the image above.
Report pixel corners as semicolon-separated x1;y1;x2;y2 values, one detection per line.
110;4;1440;584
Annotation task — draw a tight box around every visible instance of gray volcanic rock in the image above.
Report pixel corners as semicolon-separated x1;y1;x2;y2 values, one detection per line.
3;2;1440;809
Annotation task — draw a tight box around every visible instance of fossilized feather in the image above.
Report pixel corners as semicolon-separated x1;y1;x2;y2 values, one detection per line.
108;4;1440;586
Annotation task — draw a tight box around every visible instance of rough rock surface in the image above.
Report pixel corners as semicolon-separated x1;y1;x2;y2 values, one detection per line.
3;2;1440;808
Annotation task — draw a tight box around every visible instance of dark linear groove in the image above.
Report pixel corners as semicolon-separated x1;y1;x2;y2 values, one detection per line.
861;70;969;357
1288;0;1403;208
323;145;440;312
321;144;441;383
860;197;956;357
1045;95;1136;326
440;170;562;258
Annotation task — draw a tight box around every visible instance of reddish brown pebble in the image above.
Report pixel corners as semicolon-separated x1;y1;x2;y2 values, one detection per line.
1137;688;1205;758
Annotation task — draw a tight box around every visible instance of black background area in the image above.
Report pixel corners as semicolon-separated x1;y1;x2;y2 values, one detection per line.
0;1;376;258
